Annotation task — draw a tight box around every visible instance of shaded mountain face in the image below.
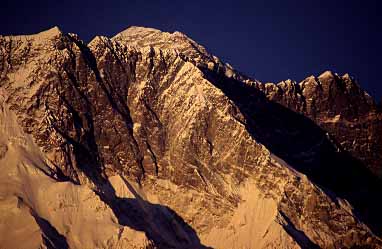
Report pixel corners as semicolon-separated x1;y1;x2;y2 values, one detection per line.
0;26;381;249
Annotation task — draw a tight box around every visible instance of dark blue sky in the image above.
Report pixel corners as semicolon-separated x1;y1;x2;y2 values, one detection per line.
2;0;381;100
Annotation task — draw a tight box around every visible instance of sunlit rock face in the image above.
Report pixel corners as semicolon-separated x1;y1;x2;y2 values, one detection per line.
263;72;382;179
0;26;381;249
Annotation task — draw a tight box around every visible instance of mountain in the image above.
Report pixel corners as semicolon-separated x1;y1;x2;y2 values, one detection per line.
0;26;381;249
263;72;382;177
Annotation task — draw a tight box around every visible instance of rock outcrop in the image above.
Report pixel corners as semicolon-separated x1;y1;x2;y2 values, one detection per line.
0;26;381;248
263;72;382;178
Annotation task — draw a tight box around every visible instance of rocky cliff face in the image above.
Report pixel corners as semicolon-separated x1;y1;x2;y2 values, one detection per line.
0;26;381;249
263;72;382;178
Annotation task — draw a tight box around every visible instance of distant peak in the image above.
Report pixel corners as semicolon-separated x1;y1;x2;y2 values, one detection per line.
317;71;356;83
88;35;109;46
342;73;352;80
125;25;161;31
114;26;164;38
113;26;193;43
3;26;62;40
42;26;61;34
318;70;335;79
36;26;62;38
112;25;213;64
